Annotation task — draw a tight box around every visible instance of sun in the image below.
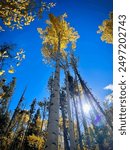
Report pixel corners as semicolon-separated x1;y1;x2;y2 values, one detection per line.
82;103;91;114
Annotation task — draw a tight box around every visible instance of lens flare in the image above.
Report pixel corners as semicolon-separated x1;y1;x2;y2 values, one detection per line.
82;103;91;114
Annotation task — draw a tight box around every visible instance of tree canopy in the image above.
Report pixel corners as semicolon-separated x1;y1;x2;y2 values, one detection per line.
0;0;55;30
97;12;113;44
37;13;79;61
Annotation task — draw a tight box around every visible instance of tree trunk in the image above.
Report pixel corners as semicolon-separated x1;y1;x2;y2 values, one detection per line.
41;103;46;132
60;91;70;150
64;67;76;150
45;37;61;150
71;55;113;131
72;96;84;150
77;91;91;149
5;86;27;136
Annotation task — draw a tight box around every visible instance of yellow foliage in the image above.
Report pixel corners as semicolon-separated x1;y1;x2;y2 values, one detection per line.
0;0;33;29
8;66;15;74
27;134;45;150
0;70;5;76
37;13;79;60
74;83;83;95
0;47;25;75
22;113;30;123
97;12;113;44
36;117;42;127
0;92;6;99
0;0;55;29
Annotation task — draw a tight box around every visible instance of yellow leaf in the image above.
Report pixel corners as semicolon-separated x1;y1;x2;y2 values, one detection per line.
8;66;15;74
0;70;5;76
0;92;5;99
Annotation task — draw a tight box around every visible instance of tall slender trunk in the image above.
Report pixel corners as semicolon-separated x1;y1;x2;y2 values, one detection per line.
19;98;36;150
78;73;113;134
47;74;54;130
45;37;61;150
6;77;16;114
71;55;113;131
77;88;91;149
5;86;27;136
9;113;26;150
72;96;84;150
60;91;70;150
64;66;76;150
41;103;46;132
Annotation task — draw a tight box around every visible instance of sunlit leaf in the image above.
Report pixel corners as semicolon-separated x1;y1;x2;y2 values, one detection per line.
22;54;26;59
0;70;5;76
8;66;15;74
16;62;21;66
3;55;8;58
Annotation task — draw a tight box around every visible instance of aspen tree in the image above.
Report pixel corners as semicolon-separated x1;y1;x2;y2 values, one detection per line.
63;61;76;150
38;14;79;150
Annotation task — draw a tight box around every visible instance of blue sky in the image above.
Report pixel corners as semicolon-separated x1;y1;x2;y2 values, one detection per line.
0;0;113;110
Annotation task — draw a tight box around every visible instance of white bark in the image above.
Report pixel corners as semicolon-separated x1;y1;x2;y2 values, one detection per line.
45;38;61;150
64;66;76;150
